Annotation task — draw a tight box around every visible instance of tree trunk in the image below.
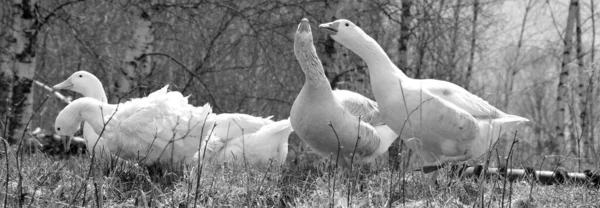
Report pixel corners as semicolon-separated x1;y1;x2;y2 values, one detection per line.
586;0;597;163
389;0;413;170
465;0;479;90
574;0;586;163
449;0;462;85
0;0;39;143
555;0;578;159
111;10;154;102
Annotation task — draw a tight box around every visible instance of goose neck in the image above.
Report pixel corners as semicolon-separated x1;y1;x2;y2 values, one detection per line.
87;86;108;103
352;37;408;80
78;99;115;134
297;49;332;90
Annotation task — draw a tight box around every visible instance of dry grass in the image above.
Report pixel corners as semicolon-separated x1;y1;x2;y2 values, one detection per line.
1;147;599;208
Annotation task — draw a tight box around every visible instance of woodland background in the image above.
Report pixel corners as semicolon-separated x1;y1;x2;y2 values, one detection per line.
1;0;600;170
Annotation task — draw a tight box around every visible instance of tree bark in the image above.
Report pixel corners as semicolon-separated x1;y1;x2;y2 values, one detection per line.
112;10;154;102
465;0;479;90
574;0;586;162
449;0;462;84
0;0;39;143
555;0;578;158
586;0;597;163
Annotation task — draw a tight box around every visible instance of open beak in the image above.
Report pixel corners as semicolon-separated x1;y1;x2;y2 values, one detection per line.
298;18;311;33
53;79;73;90
318;22;339;35
63;135;72;153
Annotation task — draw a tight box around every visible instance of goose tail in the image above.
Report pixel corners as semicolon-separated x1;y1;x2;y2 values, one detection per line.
472;114;529;159
369;124;399;159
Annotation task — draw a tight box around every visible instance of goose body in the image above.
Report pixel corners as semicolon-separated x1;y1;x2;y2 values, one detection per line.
196;119;293;166
53;71;273;157
290;19;398;166
319;19;529;170
53;71;111;157
54;85;215;165
212;114;274;140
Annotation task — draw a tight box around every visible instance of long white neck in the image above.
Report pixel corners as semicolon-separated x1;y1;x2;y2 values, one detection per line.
299;48;331;89
79;79;109;103
75;98;116;134
344;33;409;81
295;43;335;101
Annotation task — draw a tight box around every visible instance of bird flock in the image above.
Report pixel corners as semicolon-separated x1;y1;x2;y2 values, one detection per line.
52;18;528;182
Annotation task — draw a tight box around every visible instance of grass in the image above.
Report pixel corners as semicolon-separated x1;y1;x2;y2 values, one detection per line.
1;145;599;208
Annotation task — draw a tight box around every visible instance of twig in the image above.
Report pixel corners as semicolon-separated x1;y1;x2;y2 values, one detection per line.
193;114;217;208
2;138;9;208
327;121;342;208
70;90;131;208
251;159;275;206
501;131;519;207
15;96;49;208
347;116;362;206
33;80;71;104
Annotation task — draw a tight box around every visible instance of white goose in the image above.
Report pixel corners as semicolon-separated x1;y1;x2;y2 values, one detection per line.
53;71;275;154
319;19;529;178
195;119;293;167
290;18;398;167
53;71;111;158
212;113;274;140
54;85;215;165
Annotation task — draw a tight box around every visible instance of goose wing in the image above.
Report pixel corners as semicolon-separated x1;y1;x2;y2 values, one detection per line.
421;79;500;119
213;113;274;139
333;90;383;125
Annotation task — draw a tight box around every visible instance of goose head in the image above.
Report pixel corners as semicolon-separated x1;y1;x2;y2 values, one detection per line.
294;18;327;79
55;104;83;137
318;19;370;53
55;101;84;151
54;71;106;101
294;18;316;58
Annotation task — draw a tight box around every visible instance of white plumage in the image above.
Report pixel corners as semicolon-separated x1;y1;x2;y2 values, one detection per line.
290;18;398;167
319;19;529;176
53;71;111;157
53;71;275;158
212;113;274;140
195;119;293;167
54;85;215;165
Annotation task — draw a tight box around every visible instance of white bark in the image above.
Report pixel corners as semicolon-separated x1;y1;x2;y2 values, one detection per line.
2;0;38;143
556;0;578;156
113;11;154;101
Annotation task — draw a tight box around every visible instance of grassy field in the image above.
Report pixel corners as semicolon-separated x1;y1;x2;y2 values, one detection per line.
1;144;599;208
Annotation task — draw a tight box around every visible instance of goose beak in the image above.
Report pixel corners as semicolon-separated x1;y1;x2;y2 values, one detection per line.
63;135;72;154
53;79;73;90
318;22;338;35
298;18;311;33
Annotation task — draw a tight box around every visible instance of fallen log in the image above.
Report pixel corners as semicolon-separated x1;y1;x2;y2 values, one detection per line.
449;165;600;187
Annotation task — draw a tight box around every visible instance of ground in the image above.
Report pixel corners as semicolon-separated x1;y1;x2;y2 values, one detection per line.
0;147;599;208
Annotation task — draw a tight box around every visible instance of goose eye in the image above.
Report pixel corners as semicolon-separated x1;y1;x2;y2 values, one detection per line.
345;23;349;27
79;75;83;78
57;127;61;131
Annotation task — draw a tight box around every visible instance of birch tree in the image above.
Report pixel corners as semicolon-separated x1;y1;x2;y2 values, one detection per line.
465;0;479;90
573;0;589;162
584;0;597;161
111;8;154;102
555;0;578;157
0;0;39;143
